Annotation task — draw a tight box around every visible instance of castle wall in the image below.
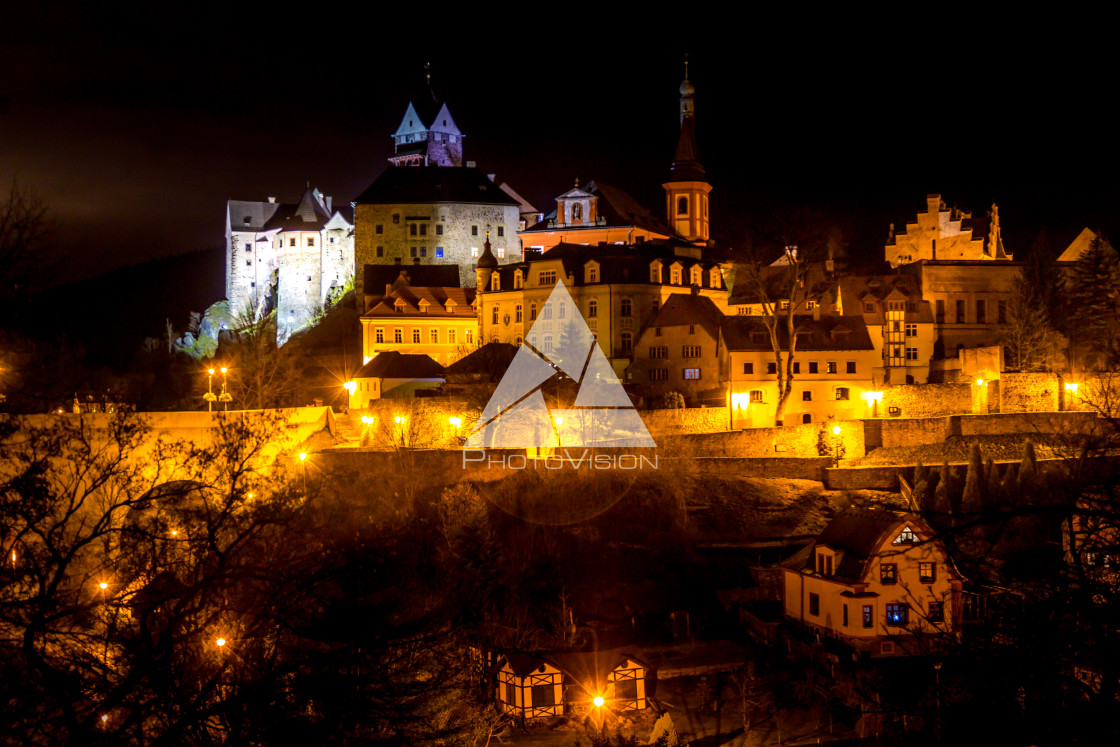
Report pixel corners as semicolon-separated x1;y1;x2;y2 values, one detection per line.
277;231;323;345
355;201;523;294
320;227;354;304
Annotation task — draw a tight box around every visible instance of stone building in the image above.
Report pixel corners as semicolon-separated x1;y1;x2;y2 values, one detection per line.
475;239;728;379
885;194;1012;268
359;267;478;367
835;275;937;385
630;291;726;406
224;188;354;344
353;167;522;293
781;508;964;657
723;315;877;427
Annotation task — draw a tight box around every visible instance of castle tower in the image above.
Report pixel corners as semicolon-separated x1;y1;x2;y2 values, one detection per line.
662;58;712;244
475;234;498;290
388;65;464;167
276;188;332;344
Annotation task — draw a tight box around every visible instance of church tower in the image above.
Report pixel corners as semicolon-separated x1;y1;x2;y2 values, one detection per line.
662;58;712;244
388;64;464;167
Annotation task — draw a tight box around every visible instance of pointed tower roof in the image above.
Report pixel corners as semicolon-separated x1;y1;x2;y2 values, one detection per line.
477;234;498;269
670;59;706;183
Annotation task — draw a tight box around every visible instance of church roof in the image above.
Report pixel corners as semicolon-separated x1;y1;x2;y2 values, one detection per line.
669;115;706;182
354;167;520;206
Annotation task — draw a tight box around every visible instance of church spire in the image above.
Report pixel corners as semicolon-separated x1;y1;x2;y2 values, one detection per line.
663;56;712;245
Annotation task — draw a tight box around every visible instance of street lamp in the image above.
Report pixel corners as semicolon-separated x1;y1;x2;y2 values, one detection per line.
933;661;943;741
216;637;226;648
204;368;217;412
832;425;842;467
218;367;232;411
593;696;604;707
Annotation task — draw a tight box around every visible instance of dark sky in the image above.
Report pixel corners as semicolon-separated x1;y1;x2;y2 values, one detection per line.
3;7;1117;283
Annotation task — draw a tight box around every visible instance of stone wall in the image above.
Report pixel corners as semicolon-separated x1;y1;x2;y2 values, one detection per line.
878;416;954;448
641;407;729;436
277;233;323;344
999;372;1061;413
354;201;523;294
877;410;1102;449
665;419;865;459
878;383;972;418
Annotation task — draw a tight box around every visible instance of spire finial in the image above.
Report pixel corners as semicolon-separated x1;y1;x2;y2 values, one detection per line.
574;177;579;188
684;52;689;80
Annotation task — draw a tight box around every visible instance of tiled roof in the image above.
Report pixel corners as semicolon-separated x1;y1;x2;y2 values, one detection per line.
445;342;518;377
362;285;476;319
781;508;915;582
491;240;721;289
355;351;445;380
364;265;462;296
354;167;520;206
646;292;723;339
722;315;874;352
523;180;677;238
228;200;284;231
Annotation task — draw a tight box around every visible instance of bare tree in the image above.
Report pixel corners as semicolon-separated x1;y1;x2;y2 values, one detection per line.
734;228;840;425
0;179;55;307
999;273;1064;371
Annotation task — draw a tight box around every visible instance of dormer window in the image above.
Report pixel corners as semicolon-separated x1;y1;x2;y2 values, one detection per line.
670;265;682;285
689;266;702;286
394;299;405;313
514;270;524;289
445;299;457;313
709;268;721;289
893;527;918;545
572;203;582;222
585;262;600;284
815;549;834;576
491;273;500;291
418;300;430;314
650;262;662;283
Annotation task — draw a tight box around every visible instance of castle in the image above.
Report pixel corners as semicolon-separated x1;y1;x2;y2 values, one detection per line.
225;77;535;343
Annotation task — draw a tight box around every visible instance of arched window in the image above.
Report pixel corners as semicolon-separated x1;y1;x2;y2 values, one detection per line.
677;196;688;215
588;299;598;318
572;203;582;221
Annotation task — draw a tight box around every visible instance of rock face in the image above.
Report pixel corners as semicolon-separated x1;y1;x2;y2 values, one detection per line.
175;300;233;360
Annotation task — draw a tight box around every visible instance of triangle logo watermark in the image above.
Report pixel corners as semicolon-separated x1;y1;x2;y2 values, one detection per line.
466;281;656;448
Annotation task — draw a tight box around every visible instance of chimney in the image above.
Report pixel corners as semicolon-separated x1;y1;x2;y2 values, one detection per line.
267;196;276;203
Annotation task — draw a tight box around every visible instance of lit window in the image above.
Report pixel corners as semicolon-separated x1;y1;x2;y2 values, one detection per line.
826;361;837;374
749;390;763;403
863;605;873;628
436;247;444;258
880;563;897;584
683;368;700;380
894;527;918;544
497;248;505;259
919;563;936;583
886;603;908;626
471;247;479;258
835;387;850;400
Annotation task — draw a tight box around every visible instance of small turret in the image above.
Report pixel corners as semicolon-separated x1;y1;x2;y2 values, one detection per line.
475;234;498;290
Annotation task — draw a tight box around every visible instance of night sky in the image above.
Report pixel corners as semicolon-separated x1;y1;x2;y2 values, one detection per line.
3;8;1117;283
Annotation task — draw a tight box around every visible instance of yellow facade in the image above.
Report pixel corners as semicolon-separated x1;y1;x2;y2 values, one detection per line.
360;316;477;367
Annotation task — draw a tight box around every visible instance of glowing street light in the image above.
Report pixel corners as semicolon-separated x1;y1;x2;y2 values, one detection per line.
216;637;226;648
298;452;308;462
1065;382;1079;395
394;416;403;424
449;416;462;428
344;381;356;396
204;368;217;412
218;367;232;411
99;581;108;590
593;696;605;707
831;425;842;467
975;378;986;387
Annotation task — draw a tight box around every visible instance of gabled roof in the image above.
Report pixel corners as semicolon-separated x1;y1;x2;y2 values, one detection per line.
722;315;874;352
523;180;677;238
728;261;835;306
646;292;723;340
780;508;922;582
354;167;520;206
1058;227;1100;263
362;285;476;319
445;342;519;377
228;199;285;231
364;264;462;296
354;351;445;380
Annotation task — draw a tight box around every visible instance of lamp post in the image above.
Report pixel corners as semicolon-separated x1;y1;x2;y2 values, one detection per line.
218;367;232;411
298;452;308;494
1065;382;1079;411
204;368;217;412
832;425;842;467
